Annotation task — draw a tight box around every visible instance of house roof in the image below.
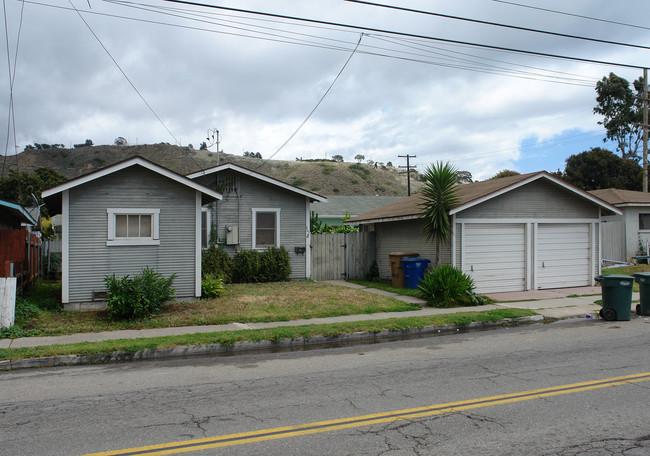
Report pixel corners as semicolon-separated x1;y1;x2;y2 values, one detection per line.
187;163;327;203
0;199;37;226
42;156;222;214
347;171;621;225
311;195;404;219
589;188;650;207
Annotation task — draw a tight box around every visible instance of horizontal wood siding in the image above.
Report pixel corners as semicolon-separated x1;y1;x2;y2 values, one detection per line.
375;220;450;279
68;167;196;304
205;172;309;279
458;180;599;219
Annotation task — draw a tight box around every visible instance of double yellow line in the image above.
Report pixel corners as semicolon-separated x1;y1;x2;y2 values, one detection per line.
85;372;650;456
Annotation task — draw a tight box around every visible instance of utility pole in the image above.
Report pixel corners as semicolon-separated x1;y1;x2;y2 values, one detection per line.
643;68;648;193
398;154;417;196
207;129;221;166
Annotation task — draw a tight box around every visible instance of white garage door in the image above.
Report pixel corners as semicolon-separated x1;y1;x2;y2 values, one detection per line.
537;223;591;289
464;223;526;293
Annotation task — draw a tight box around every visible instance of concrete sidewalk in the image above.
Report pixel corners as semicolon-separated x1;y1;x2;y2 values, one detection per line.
0;282;620;350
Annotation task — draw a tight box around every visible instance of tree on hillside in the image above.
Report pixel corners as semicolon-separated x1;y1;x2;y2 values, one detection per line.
354;154;365;163
561;147;642;191
491;169;520;179
594;72;645;160
73;139;93;148
419;162;459;266
0;168;67;216
457;170;473;183
332;154;344;162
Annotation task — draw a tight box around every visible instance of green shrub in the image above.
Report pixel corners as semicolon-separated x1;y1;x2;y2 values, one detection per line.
259;246;292;282
104;267;176;320
417;264;485;308
201;274;226;298
365;260;380;282
232;249;262;283
202;245;232;282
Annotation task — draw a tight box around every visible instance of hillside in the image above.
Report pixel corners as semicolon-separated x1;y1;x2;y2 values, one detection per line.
5;144;421;196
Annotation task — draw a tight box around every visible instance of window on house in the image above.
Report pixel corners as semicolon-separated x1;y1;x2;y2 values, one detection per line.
201;208;211;249
640;214;650;230
252;208;280;249
107;208;160;246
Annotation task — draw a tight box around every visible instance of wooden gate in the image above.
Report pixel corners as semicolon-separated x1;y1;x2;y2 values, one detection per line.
311;232;375;281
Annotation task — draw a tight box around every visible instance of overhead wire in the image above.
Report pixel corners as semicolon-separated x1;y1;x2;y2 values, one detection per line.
255;33;365;169
66;0;182;147
345;0;650;51
492;0;650;32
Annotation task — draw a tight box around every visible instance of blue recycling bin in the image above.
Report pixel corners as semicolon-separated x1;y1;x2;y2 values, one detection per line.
401;258;431;289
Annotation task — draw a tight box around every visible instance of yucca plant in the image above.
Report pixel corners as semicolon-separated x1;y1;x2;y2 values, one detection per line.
417;264;485;308
419;162;460;266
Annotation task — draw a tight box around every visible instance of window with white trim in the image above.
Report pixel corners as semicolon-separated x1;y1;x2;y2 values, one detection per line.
201;208;211;249
640;214;650;231
252;208;280;249
107;208;160;246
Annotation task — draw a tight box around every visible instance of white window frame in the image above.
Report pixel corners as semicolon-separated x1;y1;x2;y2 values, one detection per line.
252;208;280;249
107;208;160;246
640;213;650;231
201;207;211;249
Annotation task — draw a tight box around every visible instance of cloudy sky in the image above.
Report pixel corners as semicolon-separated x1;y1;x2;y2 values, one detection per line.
2;0;649;180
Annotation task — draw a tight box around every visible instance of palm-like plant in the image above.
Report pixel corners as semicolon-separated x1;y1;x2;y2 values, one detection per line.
419;162;459;266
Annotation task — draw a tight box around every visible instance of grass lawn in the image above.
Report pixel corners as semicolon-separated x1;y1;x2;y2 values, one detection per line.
0;308;538;361
347;279;423;297
600;264;650;292
13;281;422;337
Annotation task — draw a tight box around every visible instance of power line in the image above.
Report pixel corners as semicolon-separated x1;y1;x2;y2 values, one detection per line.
492;0;650;32
255;33;364;169
345;0;650;51
67;0;181;146
155;0;648;70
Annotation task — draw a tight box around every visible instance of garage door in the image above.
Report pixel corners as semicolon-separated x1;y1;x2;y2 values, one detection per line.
463;223;526;293
537;223;591;289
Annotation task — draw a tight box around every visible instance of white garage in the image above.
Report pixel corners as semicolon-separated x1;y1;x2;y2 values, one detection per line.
349;171;621;294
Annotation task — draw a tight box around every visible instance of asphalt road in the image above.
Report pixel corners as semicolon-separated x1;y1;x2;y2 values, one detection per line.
1;318;650;456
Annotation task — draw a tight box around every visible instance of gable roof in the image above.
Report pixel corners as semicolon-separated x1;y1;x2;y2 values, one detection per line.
0;199;37;226
311;195;404;218
42;156;222;214
187;163;327;203
347;171;621;225
589;188;650;207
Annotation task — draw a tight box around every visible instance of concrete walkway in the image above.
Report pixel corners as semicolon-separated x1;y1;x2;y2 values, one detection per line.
0;282;624;350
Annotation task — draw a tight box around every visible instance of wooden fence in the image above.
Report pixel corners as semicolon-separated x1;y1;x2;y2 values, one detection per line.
0;229;41;290
311;232;375;281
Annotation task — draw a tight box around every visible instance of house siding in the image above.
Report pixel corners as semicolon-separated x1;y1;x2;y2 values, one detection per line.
458;180;598;219
68;167;197;304
375;220;450;279
194;171;309;280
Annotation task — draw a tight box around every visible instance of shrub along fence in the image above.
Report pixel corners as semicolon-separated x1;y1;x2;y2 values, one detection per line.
311;231;375;281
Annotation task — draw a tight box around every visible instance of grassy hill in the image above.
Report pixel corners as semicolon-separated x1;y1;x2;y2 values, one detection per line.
5;144;421;196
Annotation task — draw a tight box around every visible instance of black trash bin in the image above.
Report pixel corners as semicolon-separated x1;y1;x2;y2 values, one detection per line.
633;272;650;316
594;274;633;321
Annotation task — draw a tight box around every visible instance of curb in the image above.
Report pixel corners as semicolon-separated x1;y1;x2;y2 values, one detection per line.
0;315;544;370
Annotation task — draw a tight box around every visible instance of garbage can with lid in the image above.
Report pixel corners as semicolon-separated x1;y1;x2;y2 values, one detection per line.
633;272;650;316
389;252;419;288
594;274;633;321
401;258;431;289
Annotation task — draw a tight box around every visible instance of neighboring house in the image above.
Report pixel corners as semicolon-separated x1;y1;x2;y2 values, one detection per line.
42;157;222;307
0;199;39;279
187;163;327;280
310;195;404;226
589;188;650;262
347;172;620;293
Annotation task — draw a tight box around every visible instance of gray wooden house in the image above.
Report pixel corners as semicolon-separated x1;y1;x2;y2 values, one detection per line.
42;157;222;307
347;172;620;293
589;188;650;262
187;163;326;280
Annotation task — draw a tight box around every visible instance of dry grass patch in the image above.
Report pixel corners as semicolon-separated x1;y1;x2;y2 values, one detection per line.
22;281;420;337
